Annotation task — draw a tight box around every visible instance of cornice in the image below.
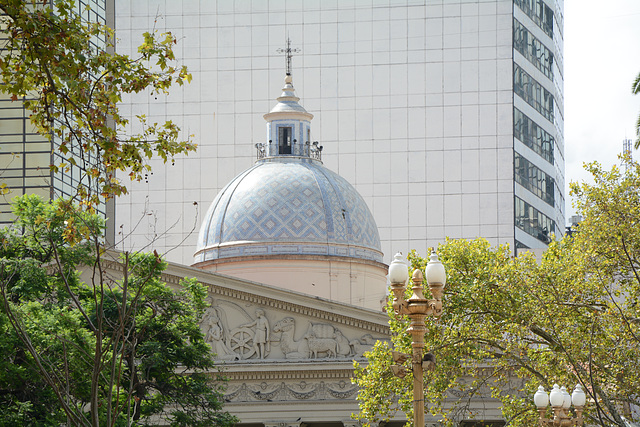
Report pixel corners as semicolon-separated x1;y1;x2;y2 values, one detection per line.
221;368;355;382
192;252;387;270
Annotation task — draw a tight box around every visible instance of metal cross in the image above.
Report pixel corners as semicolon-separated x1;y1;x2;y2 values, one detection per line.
276;38;300;76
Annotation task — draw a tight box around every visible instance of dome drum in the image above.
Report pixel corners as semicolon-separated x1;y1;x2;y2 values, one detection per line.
194;240;383;265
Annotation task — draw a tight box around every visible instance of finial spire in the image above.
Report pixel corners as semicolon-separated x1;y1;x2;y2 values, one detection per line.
277;37;300;76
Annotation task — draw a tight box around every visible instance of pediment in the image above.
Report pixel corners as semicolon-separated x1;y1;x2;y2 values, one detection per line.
98;253;394;422
161;261;390;364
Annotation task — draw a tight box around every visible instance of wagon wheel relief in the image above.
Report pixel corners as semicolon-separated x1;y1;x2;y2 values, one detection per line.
229;326;256;359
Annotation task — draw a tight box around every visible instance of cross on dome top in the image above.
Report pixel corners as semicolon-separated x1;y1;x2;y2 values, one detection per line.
276;38;300;76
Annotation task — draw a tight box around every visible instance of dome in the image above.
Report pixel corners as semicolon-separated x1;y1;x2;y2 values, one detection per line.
194;156;382;263
192;51;387;310
194;64;383;270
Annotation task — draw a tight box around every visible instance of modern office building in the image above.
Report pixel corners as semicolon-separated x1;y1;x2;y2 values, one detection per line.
0;0;115;237
113;0;564;265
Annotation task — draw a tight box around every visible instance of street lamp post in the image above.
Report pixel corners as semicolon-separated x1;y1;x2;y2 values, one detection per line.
534;384;586;426
388;252;446;427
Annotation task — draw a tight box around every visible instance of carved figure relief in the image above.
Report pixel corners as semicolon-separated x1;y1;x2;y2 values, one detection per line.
271;317;376;360
305;322;337;359
202;303;261;360
227;325;257;359
202;307;239;361
239;309;270;359
334;329;351;357
272;317;309;359
201;302;275;360
348;334;375;357
273;317;342;359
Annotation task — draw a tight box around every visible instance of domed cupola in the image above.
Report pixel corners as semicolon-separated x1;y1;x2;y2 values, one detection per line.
193;50;387;310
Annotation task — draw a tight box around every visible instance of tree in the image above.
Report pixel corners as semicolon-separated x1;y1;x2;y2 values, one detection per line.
0;195;237;426
0;2;235;425
0;0;196;206
353;162;640;427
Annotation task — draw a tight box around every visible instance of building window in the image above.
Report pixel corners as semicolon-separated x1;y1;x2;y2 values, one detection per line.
514;152;554;206
514;108;554;164
514;0;554;38
513;18;554;80
515;196;555;244
278;126;292;155
513;64;554;122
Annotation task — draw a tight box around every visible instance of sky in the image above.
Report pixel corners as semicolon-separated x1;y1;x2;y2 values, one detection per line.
564;0;640;220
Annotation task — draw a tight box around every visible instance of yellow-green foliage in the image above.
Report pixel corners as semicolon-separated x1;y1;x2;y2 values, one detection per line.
354;161;640;427
0;0;196;207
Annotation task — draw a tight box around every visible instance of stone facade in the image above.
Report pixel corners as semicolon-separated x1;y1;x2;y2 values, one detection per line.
159;259;401;425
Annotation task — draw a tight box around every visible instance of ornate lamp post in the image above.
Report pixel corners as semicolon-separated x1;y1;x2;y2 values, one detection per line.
534;384;586;426
388;251;446;427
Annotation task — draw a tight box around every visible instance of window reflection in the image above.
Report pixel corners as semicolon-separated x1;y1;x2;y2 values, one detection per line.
513;19;553;80
513;108;554;164
514;196;555;244
513;64;554;122
514;0;554;39
514;152;554;206
0;0;110;225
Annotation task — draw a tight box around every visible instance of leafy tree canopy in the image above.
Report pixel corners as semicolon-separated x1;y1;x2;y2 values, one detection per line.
0;0;196;206
0;195;237;427
354;161;640;426
0;2;235;425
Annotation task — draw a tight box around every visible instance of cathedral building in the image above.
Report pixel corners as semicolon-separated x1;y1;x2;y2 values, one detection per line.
166;68;403;425
151;67;501;426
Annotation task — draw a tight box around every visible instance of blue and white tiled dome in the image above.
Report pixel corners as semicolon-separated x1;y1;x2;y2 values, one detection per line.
194;73;382;264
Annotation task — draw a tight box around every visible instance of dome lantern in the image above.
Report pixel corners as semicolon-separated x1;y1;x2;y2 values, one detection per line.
259;38;317;159
262;74;315;158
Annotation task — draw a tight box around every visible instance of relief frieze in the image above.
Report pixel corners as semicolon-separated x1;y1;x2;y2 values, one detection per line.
201;299;382;361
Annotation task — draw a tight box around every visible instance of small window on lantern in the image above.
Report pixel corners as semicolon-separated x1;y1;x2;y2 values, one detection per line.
279;127;292;155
